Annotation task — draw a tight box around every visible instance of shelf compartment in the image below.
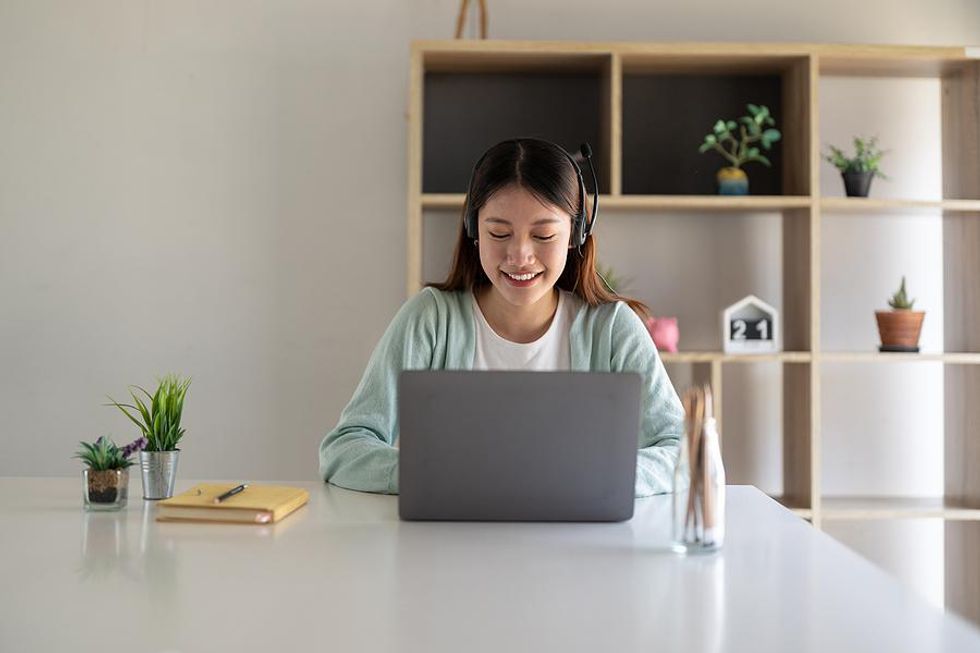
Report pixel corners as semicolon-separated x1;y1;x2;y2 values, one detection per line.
942;61;980;201
421;53;611;194
622;72;784;196
822;496;980;521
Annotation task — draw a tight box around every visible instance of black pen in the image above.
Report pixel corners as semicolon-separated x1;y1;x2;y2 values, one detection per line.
214;483;248;504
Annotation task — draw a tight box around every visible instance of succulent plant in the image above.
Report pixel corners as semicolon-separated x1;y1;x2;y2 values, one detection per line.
824;136;889;179
698;104;782;170
74;436;144;470
888;276;915;310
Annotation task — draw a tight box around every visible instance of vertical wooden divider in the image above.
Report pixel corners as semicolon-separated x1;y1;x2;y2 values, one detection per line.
942;59;980;624
602;51;623;196
781;54;820;522
406;45;424;296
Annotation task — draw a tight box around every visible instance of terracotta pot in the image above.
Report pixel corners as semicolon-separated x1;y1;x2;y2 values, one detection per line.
875;310;925;348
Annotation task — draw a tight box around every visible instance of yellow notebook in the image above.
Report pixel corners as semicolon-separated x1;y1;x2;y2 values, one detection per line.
156;483;309;524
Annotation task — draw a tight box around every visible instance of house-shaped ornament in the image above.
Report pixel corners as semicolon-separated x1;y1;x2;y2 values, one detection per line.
722;295;780;354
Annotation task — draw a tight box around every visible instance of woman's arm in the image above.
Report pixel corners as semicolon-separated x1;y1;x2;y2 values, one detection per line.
609;305;685;497
318;290;437;494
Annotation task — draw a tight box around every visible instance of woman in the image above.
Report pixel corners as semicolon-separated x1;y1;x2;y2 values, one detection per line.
319;138;684;496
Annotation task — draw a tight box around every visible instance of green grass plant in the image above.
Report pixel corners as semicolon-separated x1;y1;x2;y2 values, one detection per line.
106;374;192;452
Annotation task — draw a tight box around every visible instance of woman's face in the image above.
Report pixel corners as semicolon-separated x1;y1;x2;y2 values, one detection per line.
476;184;573;309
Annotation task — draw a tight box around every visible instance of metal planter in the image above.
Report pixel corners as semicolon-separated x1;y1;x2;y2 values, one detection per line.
139;450;179;500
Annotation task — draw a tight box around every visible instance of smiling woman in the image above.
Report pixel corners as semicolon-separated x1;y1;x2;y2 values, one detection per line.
319;138;684;498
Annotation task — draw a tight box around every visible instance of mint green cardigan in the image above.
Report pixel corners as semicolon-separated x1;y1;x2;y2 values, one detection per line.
319;287;684;497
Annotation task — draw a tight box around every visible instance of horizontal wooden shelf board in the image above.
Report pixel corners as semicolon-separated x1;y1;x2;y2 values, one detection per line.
621;54;803;75
423;51;610;74
820;197;980;213
661;351;812;363
422;194;811;212
820;352;980;364
422;193;466;209
415;39;972;58
821;497;980;521
415;40;976;78
423;196;979;213
605;195;811;211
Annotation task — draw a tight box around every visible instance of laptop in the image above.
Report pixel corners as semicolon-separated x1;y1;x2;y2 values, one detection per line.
397;370;641;522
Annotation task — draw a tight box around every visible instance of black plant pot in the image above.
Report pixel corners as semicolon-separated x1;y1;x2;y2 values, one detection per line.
842;171;874;197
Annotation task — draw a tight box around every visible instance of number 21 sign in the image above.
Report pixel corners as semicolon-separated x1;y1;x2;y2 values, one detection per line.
722;295;779;354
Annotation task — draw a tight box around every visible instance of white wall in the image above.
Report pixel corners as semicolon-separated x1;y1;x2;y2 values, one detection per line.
2;0;978;609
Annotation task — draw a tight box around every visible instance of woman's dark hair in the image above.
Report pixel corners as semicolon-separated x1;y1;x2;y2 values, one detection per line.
428;138;650;320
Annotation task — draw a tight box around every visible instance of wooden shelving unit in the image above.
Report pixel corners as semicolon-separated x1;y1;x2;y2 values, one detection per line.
407;40;980;622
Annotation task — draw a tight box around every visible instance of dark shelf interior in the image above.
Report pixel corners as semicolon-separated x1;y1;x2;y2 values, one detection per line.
622;74;784;195
423;72;605;194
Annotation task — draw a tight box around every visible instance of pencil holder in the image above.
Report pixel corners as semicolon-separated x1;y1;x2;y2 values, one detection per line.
672;385;726;554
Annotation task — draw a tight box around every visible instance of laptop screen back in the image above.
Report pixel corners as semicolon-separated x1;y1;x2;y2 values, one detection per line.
398;370;641;522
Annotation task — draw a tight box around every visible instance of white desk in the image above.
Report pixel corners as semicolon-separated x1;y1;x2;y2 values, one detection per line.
1;478;978;652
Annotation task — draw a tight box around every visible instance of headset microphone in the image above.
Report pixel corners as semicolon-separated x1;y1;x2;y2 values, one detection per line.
577;143;600;248
575;143;615;294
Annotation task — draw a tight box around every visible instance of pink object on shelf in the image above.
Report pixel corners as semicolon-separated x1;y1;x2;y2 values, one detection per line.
645;316;679;353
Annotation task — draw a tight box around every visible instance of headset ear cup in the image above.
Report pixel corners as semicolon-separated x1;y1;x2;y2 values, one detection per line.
575;184;588;246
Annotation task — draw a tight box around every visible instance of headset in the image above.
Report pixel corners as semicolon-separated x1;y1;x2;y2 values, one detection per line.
462;138;600;250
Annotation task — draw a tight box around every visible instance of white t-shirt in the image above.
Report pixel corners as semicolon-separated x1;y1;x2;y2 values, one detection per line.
471;290;583;370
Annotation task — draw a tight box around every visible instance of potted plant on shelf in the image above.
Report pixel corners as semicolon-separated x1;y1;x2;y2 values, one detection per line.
74;436;146;511
823;135;889;197
107;374;192;500
698;103;781;195
876;276;925;353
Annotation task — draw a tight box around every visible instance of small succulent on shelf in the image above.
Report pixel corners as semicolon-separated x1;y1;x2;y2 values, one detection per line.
824;136;889;197
887;275;915;310
74;436;146;470
698;104;782;168
698;104;781;195
876;276;925;353
824;136;889;178
106;374;192;452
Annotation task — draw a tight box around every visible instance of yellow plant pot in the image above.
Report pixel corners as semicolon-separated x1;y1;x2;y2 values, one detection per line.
717;167;748;195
